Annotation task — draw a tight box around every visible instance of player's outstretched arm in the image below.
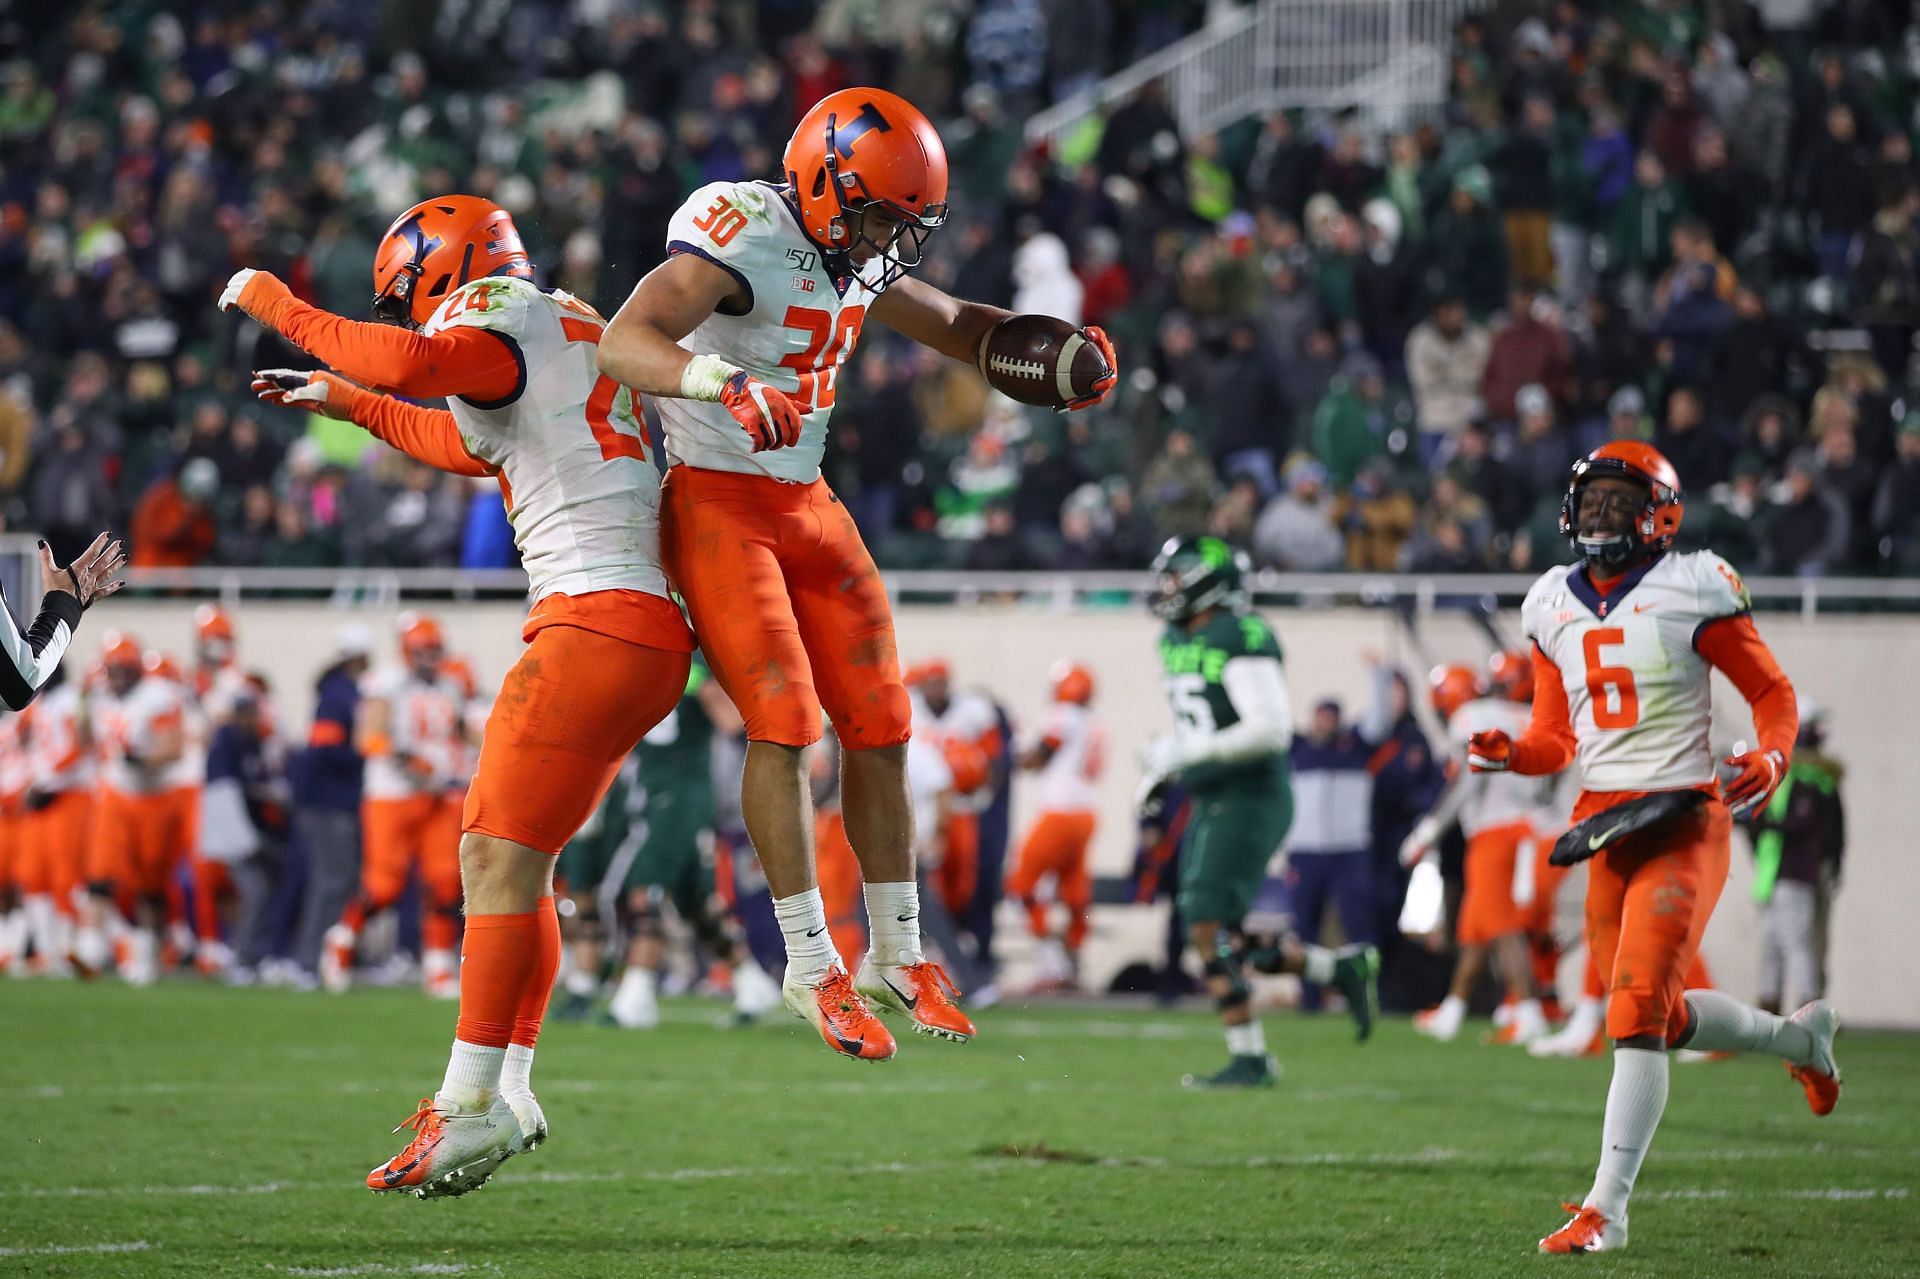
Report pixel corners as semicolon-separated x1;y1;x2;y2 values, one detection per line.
251;371;493;478
872;277;1117;410
1469;644;1575;776
1697;614;1798;814
218;269;518;402
598;255;801;451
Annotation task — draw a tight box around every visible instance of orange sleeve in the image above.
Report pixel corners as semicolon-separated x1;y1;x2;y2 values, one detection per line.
341;383;495;478
1696;614;1798;761
1509;642;1577;775
245;275;520;402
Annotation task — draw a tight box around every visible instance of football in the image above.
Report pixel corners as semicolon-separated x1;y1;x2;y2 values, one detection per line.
977;313;1111;408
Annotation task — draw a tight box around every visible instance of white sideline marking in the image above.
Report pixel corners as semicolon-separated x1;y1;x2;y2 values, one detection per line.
1647;1187;1909;1202
0;1240;152;1257
272;1266;490;1277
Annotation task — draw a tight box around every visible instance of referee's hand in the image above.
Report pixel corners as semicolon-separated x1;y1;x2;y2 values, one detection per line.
40;533;126;610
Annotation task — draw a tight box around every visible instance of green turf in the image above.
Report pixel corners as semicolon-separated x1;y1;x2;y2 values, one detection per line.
1;982;1912;1278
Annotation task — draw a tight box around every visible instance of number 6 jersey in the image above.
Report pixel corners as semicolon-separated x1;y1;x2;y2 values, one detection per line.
1521;551;1752;793
660;180;886;483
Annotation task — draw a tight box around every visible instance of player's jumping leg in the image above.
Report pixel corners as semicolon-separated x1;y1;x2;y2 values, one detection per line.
1185;921;1275;1087
368;625;686;1196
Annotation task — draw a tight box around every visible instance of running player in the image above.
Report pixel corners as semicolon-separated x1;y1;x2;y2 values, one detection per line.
1140;537;1379;1088
907;659;1002;927
224;193;692;1196
1006;662;1104;988
1466;441;1838;1253
1403;663;1555;1045
16;660;92;974
595;87;1115;1059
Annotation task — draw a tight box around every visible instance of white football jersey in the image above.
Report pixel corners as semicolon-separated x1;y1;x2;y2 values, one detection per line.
911;687;1001;810
906;734;955;864
0;713;27;801
27;682;92;793
95;677;186;796
422;275;671;604
1522;551;1752;793
1446;698;1547;837
658;180;886;483
1032;702;1105;814
360;666;466;800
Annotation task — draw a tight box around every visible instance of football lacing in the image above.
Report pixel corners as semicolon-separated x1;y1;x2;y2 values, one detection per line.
988;354;1047;380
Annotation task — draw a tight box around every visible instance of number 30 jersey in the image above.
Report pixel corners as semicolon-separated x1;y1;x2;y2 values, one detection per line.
421;275;669;605
1521;551;1752;793
660;180;885;483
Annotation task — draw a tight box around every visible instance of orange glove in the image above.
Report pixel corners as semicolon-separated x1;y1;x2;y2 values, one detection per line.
1063;325;1119;411
252;368;359;419
1467;729;1512;772
1720;748;1787;816
719;371;802;451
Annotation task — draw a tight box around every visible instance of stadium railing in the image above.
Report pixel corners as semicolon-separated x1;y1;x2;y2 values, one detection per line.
1023;0;1491;146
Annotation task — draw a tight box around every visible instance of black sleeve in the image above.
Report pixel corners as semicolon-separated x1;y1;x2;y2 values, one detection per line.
0;587;82;712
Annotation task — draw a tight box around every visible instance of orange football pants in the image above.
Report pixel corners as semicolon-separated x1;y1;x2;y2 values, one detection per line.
935;810;979;917
1579;786;1729;1043
1006;810;1097;950
1457;819;1537;945
0;801;19;892
87;786;195;899
361;793;462;911
17;790;90;910
660;465;910;750
464;601;692;856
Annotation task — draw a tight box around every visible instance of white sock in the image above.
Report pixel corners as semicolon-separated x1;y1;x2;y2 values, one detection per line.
500;1043;534;1098
1226;1020;1267;1057
437;1039;506;1112
862;880;923;967
1301;946;1335;984
1679;989;1814;1064
1586;1047;1669;1222
773;888;838;984
1430;993;1466;1032
563;967;597;998
1513;997;1547;1035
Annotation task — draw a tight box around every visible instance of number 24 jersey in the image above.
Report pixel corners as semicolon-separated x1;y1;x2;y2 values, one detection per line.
1521;551;1751;793
660;180;888;483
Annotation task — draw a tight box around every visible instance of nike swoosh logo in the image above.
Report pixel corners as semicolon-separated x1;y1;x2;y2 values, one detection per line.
895;914;916;923
1588;822;1630;851
805;926;827;938
1634;603;1656;613
882;975;918;1011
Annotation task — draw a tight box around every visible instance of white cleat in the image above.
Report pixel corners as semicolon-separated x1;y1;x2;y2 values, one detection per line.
320;924;355;994
1412;1006;1461;1042
500;1090;548;1155
366;1094;525;1198
731;960;781;1021
607;968;660;1029
1530;1005;1606;1058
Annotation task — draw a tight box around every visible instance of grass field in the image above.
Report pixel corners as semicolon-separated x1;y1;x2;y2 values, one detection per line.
1;982;1913;1279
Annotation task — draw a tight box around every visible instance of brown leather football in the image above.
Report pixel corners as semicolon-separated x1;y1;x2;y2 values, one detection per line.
976;314;1111;408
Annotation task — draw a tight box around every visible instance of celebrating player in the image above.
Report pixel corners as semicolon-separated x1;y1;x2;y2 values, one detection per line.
1139;537;1379;1088
221;194;693;1196
594;87;1116;1059
1006;661;1104;988
1466;442;1839;1253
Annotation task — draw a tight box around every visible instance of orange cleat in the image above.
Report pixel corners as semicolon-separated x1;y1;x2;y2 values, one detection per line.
858;958;977;1043
366;1095;525;1198
783;965;896;1061
1538;1202;1627;1254
1785;1000;1842;1115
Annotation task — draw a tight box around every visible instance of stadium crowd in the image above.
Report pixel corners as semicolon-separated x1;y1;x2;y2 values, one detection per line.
3;2;1920;578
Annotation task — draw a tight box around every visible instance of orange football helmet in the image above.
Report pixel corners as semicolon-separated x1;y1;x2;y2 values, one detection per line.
142;651;182;683
1050;661;1095;706
99;631;143;670
784;88;948;291
903;658;951;689
371;194;533;328
1560;440;1684;567
1429;664;1485;721
194;603;235;663
397;612;445;659
1487;650;1534;704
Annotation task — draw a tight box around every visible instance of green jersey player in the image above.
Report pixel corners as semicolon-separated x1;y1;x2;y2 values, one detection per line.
1141;537;1379;1087
556;655;779;1027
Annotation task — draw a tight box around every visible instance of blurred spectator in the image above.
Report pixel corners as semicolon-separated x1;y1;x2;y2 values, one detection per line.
1447;420;1527;535
1871;414;1920;571
1506;383;1570;496
963;503;1040;570
1712;289;1806;423
1492;95;1557;287
1207;320;1292;499
1011;226;1083;323
1682;128;1764;262
1741;395;1804;476
1692;456;1770;570
217;484;279;567
1310;352;1398;490
1252;457;1343;571
1761;451;1850;576
1814;414;1878;566
129;457;218;568
30;420;117;561
1797;104;1876;280
1653;384;1735;492
1653;220;1737;385
1607;150;1685;283
1750;706;1845;1016
1481;284;1572;423
1851;188;1920;379
1401;472;1493;571
1426;164;1508;318
1139;428;1219;541
1337;459;1416;571
1405;295;1490;454
1353;199;1422;370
